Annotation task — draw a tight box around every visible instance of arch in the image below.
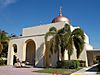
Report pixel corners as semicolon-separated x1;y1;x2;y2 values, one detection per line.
25;39;36;66
12;44;17;65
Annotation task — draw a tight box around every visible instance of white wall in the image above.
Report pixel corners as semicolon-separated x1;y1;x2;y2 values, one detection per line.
22;22;66;36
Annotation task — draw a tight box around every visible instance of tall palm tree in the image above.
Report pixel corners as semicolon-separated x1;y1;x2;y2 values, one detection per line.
44;27;60;67
0;30;9;55
71;28;85;59
59;24;85;60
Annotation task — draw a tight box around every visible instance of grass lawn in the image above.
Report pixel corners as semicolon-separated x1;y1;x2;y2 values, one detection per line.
97;72;100;74
33;68;79;75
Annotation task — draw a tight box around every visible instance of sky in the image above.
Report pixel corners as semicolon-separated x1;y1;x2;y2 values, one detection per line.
0;0;100;49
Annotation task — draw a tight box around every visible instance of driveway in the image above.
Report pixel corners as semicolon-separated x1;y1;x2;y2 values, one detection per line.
0;66;50;75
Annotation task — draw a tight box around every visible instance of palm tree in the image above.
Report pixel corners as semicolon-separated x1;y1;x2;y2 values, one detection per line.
44;27;60;67
59;24;85;60
0;30;9;55
71;28;85;59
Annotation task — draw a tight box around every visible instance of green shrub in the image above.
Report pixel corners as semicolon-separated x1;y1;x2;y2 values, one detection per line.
57;61;62;68
0;58;3;65
79;60;86;67
57;60;80;69
0;57;6;65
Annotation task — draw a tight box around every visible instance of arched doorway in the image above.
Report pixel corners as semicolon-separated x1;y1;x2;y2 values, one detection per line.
25;39;36;66
13;44;17;65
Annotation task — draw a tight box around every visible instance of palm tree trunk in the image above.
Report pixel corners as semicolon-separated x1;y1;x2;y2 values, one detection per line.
45;42;49;67
61;51;64;61
0;54;1;57
45;50;49;67
57;49;59;61
68;50;71;60
0;42;3;54
68;54;70;60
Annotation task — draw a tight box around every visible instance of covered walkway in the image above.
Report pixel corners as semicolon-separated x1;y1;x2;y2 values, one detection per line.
87;49;100;66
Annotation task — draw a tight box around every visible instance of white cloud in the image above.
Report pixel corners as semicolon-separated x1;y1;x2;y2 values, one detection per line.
0;0;16;8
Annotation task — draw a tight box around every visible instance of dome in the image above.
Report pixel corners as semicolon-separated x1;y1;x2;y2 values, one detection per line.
52;16;70;24
52;6;70;24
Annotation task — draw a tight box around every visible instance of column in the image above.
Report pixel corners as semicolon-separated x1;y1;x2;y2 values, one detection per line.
22;43;26;61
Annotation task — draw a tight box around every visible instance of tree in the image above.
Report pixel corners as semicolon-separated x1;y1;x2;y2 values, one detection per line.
71;28;85;59
10;33;17;37
45;27;60;67
0;30;9;55
63;24;85;60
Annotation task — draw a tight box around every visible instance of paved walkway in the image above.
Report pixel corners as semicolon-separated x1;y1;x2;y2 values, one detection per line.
0;66;51;75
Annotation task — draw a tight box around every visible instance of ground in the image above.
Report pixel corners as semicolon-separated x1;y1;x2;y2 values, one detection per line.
0;66;50;75
0;64;99;75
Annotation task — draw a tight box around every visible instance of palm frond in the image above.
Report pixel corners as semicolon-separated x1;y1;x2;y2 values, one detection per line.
64;24;71;32
72;28;85;40
49;27;57;32
67;37;74;55
45;32;56;42
73;36;85;58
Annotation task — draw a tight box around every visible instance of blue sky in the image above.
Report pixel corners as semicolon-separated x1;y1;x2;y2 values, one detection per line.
0;0;100;49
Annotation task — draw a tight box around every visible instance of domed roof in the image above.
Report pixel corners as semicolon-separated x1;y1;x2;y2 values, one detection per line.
52;16;70;24
52;6;70;24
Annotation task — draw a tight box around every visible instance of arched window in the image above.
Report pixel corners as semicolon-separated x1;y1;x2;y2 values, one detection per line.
13;44;17;53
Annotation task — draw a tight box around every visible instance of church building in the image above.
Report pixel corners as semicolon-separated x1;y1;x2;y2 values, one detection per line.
7;7;99;67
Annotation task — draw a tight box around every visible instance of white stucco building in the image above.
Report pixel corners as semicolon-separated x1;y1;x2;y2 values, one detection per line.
7;7;100;67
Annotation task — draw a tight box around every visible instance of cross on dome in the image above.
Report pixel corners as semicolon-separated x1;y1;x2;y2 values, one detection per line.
59;6;62;16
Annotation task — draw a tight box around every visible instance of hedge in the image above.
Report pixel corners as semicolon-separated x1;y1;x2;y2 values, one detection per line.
57;60;80;69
